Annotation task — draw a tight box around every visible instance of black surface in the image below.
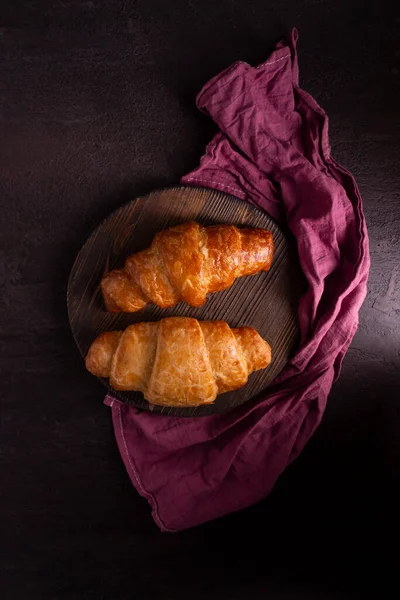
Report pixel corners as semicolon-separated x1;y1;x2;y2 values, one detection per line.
1;1;399;598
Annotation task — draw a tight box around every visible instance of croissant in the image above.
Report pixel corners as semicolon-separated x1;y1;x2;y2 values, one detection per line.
85;317;272;407
101;221;273;312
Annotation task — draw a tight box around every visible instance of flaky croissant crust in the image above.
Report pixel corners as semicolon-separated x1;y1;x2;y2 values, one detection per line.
86;317;272;407
101;221;273;313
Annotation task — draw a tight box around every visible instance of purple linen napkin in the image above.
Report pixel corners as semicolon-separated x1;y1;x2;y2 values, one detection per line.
104;29;369;532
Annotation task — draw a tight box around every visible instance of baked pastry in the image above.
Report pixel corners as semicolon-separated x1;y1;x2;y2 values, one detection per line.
85;317;272;407
101;221;273;312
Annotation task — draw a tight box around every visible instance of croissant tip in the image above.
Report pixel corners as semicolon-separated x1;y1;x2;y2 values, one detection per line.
103;298;122;313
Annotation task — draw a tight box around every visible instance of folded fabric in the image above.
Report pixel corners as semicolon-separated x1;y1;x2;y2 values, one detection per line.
104;28;369;531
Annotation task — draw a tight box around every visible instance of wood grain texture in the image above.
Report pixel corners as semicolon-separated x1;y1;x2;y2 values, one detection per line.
67;185;305;416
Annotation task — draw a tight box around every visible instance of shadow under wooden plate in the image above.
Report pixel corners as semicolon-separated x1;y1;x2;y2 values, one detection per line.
67;186;306;416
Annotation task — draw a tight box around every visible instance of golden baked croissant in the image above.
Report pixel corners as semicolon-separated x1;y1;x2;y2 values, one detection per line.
101;221;273;312
85;317;272;407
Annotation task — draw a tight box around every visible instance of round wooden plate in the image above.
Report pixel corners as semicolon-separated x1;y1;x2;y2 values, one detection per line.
67;186;305;416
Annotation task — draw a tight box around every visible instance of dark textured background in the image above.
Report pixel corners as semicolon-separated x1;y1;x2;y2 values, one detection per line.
1;1;399;598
